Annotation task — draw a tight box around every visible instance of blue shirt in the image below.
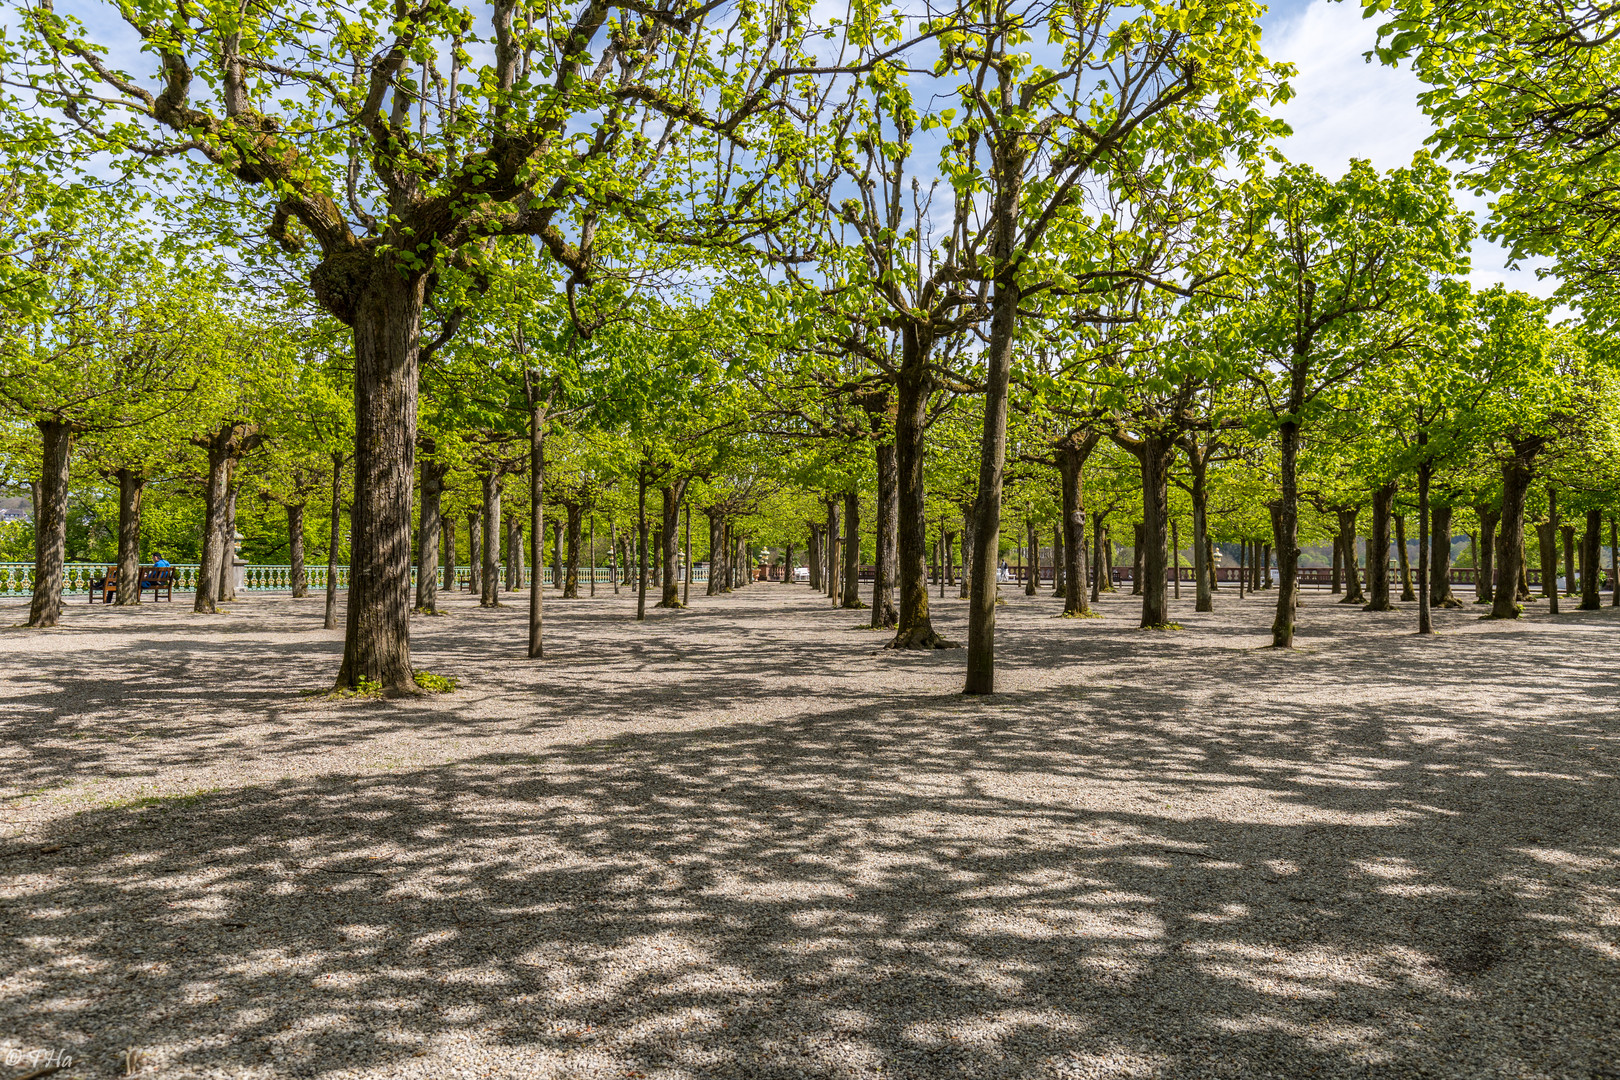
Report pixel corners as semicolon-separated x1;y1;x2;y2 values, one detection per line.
152;558;170;567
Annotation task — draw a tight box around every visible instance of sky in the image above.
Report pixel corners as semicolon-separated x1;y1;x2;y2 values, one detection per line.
1258;0;1558;299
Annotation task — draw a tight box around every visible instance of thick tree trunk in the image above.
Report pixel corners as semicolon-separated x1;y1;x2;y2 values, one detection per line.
1131;523;1145;597
1338;509;1364;603
1092;513;1109;600
872;441;898;626
958;506;972;600
1137;439;1172;627
27;420;73;627
1059;442;1095;616
115;468;145;606
1331;534;1343;594
1492;451;1535;618
1476;506;1500;604
335;269;425;694
414;458;443;612
636;469;649;620
324;456;343;630
1541;485;1561;614
1272;421;1301;648
1561;522;1577;596
1364;483;1394;611
1581;508;1602;610
1051;523;1064;597
658;483;685;607
842;490;865;608
563;503;581;599
890;335;950;649
1026;519;1039;597
1394;514;1415;601
507;515;524;591
825;500;840;600
480;472;502;607
528;408;544;657
1418;456;1433;635
1431;505;1461;607
217;483;238;602
441;520;456;595
467;513;482;596
1191;476;1212;612
708;512;727;595
194;447;231;616
805;523;820;592
286;502;308;601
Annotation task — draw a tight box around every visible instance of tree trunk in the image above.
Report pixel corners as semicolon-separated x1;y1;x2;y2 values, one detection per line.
1331;532;1342;594
27;420;73;628
1338;509;1364;603
1272;420;1301;648
958;504;972;600
872;440;898;626
1131;523;1145;597
508;515;525;592
1418;455;1433;635
1092;513;1108;601
335;268;426;694
658;483;685;607
441;519;456;596
708;512;727;596
609;520;619;595
1364;483;1394;611
194;445;231;616
1580;508;1602;609
1491;450;1535;618
217;482;238;602
552;512;563;592
467;513;482;596
636;469;649;620
115;468;145;606
842;489;865;608
325;455;343;630
414;458;443;612
528;406;544;657
1026;519;1039;597
1059;442;1095;616
1394;514;1415;601
1051;523;1064;597
286;502;307;601
825;500;840;600
889;333;949;648
1136;438;1172;627
1561;521;1577;596
480;472;502;607
1541;485;1561;614
1476;505;1500;604
805;523;820;592
1431;505;1461;607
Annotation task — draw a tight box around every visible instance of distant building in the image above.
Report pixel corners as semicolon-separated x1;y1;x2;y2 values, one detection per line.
0;497;30;524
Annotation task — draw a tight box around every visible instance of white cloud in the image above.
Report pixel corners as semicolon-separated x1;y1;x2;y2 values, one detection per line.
1262;0;1558;300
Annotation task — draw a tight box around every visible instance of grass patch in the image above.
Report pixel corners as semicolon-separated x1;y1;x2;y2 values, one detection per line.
1057;611;1104;619
1142;622;1184;631
413;670;460;693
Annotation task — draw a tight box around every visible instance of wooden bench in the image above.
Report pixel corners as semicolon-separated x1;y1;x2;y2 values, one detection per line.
89;565;175;603
141;566;175;601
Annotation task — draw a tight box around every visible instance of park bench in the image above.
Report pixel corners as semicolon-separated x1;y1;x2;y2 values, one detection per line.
88;565;175;603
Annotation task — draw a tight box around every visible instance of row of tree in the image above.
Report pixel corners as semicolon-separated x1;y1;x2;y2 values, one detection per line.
2;0;1618;695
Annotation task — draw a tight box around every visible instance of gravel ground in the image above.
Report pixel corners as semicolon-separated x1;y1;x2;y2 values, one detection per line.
1;581;1617;1080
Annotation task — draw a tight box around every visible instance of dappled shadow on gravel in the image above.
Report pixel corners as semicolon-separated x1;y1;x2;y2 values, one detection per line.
1;586;1618;1079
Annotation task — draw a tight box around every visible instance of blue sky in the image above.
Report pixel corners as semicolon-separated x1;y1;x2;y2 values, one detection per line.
1258;0;1557;298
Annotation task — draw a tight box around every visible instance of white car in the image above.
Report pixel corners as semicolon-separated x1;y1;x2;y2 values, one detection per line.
794;566;810;582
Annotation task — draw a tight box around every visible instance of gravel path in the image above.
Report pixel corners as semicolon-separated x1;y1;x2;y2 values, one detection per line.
1;583;1617;1079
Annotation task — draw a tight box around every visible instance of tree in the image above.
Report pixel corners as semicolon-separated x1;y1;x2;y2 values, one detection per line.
1238;156;1472;647
18;0;842;691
